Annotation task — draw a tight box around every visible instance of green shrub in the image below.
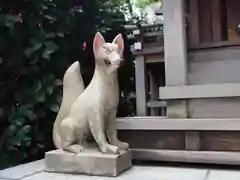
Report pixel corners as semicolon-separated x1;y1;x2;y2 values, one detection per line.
0;0;135;169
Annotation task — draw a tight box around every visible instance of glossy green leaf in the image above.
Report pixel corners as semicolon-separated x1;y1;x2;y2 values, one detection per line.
46;86;54;95
5;124;19;137
24;48;32;57
43;15;57;21
36;92;45;102
56;32;64;37
44;41;58;52
17;125;31;138
33;81;42;92
49;103;60;112
22;137;32;146
7;136;22;146
54;79;63;86
42;42;58;59
46;33;56;38
42;50;51;60
13;117;26;127
32;42;42;51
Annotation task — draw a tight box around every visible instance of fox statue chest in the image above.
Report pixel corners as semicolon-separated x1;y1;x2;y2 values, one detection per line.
86;72;119;113
106;79;119;109
100;77;119;111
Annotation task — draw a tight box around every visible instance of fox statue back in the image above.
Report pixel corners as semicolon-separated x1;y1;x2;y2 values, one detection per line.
53;32;129;154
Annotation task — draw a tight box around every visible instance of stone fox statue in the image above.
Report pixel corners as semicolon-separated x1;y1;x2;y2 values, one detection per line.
53;32;129;154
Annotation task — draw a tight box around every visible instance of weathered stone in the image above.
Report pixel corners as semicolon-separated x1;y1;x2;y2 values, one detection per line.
23;165;208;180
44;149;132;177
206;169;240;180
0;160;44;180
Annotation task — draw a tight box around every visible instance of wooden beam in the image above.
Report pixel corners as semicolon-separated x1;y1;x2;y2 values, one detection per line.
116;117;240;131
135;56;147;116
199;0;213;42
162;0;188;118
159;83;240;100
188;0;200;45
188;46;240;62
188;41;240;50
131;149;240;165
212;0;222;41
132;46;164;56
145;54;164;64
147;101;167;108
149;70;159;116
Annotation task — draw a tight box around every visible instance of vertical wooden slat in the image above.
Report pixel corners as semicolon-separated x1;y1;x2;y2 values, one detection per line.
187;0;201;148
188;0;200;45
149;70;158;116
199;0;213;43
162;0;187;118
185;131;201;150
135;56;147;116
212;0;222;41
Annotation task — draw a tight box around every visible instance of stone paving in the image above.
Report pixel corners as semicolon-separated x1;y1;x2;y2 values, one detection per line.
1;160;240;180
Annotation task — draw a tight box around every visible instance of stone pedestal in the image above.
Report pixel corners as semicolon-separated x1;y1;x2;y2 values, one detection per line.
44;148;132;177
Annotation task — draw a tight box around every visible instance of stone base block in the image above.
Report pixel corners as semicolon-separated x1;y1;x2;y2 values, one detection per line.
44;148;132;177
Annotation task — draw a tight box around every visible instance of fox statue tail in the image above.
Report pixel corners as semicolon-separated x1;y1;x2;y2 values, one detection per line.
53;61;85;149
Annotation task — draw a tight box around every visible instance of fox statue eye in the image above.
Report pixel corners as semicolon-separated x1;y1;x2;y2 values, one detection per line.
103;47;111;53
104;59;111;65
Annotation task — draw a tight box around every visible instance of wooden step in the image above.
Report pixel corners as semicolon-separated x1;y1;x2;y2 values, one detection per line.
116;116;240;131
117;116;240;165
131;149;240;165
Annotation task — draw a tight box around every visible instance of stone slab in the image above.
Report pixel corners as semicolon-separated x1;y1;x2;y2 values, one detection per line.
206;169;240;180
44;149;132;177
22;165;208;180
0;160;44;180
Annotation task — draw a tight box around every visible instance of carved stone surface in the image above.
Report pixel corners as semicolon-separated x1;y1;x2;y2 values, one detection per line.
48;32;132;177
52;32;129;155
44;149;132;177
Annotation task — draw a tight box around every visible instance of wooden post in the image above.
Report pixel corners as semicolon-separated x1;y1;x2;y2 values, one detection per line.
185;131;201;150
135;56;147;116
149;70;159;116
189;0;200;45
162;0;200;150
212;0;222;41
162;0;187;118
199;0;213;42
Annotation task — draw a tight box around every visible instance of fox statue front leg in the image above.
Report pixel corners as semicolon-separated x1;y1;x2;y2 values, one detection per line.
88;110;121;154
59;117;86;154
106;110;129;150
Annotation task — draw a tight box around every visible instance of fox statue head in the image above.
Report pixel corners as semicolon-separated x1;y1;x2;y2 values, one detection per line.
93;32;124;72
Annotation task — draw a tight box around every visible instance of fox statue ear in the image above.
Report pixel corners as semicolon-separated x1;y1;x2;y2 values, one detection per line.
112;33;124;55
93;32;105;52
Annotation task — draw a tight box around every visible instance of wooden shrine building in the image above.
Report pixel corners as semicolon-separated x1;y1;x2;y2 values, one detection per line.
117;0;240;165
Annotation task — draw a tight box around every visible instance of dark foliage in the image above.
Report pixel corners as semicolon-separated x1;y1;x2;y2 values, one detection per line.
0;0;135;169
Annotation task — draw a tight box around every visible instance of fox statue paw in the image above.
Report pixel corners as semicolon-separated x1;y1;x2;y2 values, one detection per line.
114;141;129;150
101;144;120;154
64;144;85;154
